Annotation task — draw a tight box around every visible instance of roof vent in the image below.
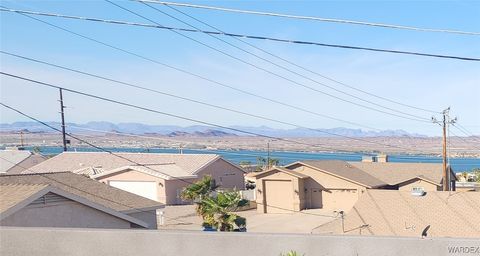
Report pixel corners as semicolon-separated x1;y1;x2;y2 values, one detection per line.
411;187;425;197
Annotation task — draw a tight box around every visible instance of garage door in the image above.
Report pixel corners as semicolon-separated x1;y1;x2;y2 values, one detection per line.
264;180;294;213
321;189;358;211
109;181;158;201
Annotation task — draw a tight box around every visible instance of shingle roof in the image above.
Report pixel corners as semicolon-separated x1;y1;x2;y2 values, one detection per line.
313;190;480;238
0;184;49;213
349;162;445;185
0;172;163;213
27;152;220;176
252;167;309;179
287;160;387;188
92;164;197;180
1;150;46;174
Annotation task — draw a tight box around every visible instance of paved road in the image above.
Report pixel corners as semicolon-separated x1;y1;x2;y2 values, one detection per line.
160;205;337;233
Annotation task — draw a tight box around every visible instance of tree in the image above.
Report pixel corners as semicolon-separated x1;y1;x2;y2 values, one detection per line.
181;175;218;225
200;191;249;231
256;156;280;171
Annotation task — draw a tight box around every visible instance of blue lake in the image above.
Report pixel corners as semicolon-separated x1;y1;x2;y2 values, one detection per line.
23;146;480;172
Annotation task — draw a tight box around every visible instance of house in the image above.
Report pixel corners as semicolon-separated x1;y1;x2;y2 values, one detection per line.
0;172;164;229
253;161;387;213
312;190;480;238
27;152;246;204
349;162;457;191
455;182;480;192
254;159;458;214
0;149;46;174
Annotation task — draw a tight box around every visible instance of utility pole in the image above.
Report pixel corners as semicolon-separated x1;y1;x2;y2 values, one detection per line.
432;107;456;191
59;88;67;152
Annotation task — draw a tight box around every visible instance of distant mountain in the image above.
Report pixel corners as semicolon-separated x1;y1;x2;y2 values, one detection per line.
0;121;427;138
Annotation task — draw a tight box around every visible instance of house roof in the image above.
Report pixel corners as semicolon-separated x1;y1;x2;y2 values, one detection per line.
286;160;387;188
92;164;197;180
0;172;164;213
313;190;480;238
348;162;450;186
252;167;309;179
0;183;149;227
0;184;49;213
26;152;221;177
0;150;46;174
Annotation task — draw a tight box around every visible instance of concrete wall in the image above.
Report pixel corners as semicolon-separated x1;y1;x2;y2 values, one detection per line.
1;201;132;229
398;178;439;192
196;158;245;190
1;227;478;256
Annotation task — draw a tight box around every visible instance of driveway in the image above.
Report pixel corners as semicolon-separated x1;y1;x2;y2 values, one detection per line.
159;205;338;233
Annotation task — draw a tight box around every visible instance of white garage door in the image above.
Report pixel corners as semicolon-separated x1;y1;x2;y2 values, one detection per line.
109;181;158;201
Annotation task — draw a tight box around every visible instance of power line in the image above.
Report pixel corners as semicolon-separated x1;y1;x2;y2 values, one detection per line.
1;71;460;159
0;71;436;154
1;52;424;151
141;1;480;36
4;10;394;131
0;72;367;153
0;117;337;219
450;127;480;150
1;7;478;62
453;123;480;142
159;3;439;114
107;1;432;122
135;1;434;122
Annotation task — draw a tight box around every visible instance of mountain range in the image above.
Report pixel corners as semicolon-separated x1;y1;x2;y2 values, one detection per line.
0;121;427;138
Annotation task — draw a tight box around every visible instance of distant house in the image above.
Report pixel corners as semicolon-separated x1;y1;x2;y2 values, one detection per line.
312;190;480;238
350;162;457;191
27;152;246;204
253;161;386;213
254;159;458;214
0;149;46;174
0;172;164;229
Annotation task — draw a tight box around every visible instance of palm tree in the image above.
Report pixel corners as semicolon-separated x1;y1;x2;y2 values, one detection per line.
181;175;218;228
200;191;249;231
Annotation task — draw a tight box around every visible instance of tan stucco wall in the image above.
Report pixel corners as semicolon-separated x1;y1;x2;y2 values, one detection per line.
398;179;440;191
97;170;169;204
96;159;244;205
292;165;366;211
196;159;245;190
255;170;304;213
1;201;132;229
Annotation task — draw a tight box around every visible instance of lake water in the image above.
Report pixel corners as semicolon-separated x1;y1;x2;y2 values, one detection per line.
24;146;480;172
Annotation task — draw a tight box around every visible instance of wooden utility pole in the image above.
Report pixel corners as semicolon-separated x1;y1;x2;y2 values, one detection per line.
59;88;67;152
441;111;448;191
433;107;456;191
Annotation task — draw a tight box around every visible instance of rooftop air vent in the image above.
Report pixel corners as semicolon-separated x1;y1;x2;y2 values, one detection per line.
411;187;425;197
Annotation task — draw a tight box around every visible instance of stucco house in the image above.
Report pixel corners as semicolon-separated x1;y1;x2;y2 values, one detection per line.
349;162;457;191
253;161;387;213
0;172;164;229
27;152;246;204
0;149;46;174
254;160;457;213
312;190;480;238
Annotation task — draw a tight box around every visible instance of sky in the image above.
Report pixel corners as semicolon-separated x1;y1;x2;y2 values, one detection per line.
1;0;479;136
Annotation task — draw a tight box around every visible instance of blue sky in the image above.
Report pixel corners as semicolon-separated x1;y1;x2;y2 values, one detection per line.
1;0;479;136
